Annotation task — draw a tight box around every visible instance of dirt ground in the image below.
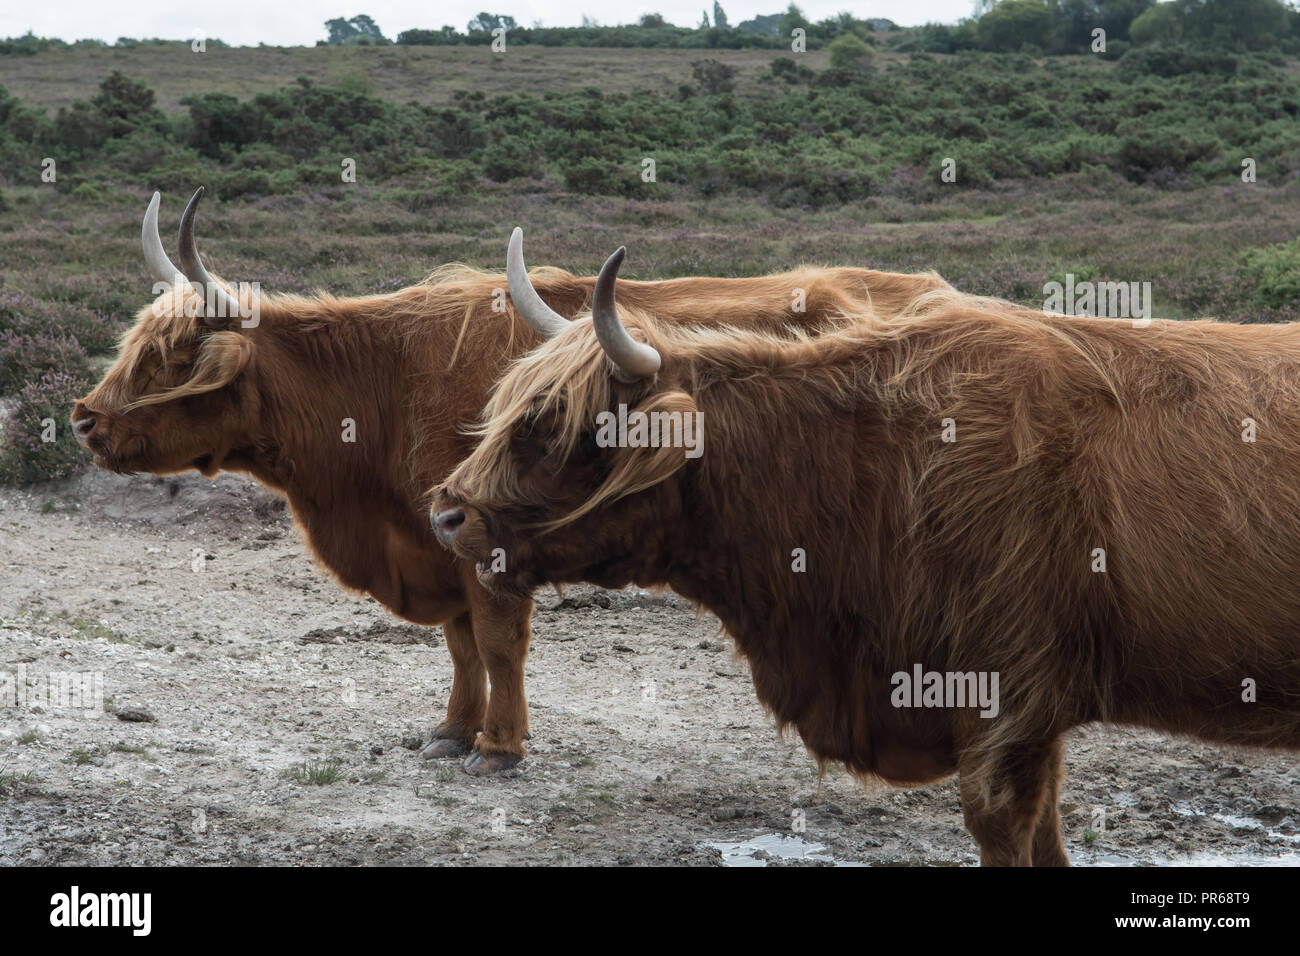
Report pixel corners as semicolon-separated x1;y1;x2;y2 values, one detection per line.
1;470;1298;866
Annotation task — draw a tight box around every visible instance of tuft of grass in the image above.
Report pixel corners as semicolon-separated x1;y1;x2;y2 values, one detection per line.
414;791;462;808
0;765;38;791
288;758;344;785
17;729;40;745
66;617;132;645
110;741;155;761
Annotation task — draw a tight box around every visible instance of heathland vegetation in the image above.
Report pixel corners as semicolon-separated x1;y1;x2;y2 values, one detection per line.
2;1;1300;481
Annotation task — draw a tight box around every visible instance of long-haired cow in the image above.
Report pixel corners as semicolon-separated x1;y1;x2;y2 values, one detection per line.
433;245;1300;861
72;190;950;773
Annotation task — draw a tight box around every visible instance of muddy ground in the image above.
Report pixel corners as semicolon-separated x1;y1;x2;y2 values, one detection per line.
1;471;1298;866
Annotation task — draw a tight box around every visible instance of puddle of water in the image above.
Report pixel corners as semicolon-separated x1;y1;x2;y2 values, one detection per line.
1073;847;1300;867
709;825;1300;868
1070;798;1300;866
1053;793;1299;866
1170;801;1300;845
708;833;868;867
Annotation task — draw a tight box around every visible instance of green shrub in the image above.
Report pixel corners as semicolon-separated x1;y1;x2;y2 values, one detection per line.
209;164;299;198
53;71;168;155
1101;38;1130;61
1117;45;1239;79
182;92;252;158
1119;130;1220;180
481;136;538;181
976;0;1055;53
691;59;737;95
828;33;873;72
1241;239;1300;309
329;69;378;97
71;181;106;203
560;156;626;195
230;142;296;170
769;57;815;84
97;128;196;177
1130;4;1183;45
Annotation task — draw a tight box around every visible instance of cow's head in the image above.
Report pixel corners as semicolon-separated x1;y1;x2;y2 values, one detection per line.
432;240;698;595
72;189;259;476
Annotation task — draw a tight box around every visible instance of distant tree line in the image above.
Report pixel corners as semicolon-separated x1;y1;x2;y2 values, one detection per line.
323;15;388;46
353;6;893;50
903;0;1300;56
3;1;1299;58
0;32;229;55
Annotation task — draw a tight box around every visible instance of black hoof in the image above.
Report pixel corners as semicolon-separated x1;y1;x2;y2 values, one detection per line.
419;737;470;760
463;750;523;776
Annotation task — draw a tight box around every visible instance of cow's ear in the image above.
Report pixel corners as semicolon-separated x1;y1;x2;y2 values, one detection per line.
197;281;251;333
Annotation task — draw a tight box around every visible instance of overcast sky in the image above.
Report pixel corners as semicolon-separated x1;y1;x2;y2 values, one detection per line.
3;2;979;47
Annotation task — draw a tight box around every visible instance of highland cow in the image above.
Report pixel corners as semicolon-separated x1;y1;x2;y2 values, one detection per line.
72;189;949;773
433;245;1300;861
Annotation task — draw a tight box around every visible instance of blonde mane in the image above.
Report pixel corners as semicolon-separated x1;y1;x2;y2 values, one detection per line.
455;283;1119;529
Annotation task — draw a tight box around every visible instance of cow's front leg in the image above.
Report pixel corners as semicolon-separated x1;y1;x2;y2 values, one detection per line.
420;610;485;759
462;588;533;775
958;735;1064;867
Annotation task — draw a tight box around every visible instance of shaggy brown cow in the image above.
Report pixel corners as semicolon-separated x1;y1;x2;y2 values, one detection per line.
432;246;1300;861
72;189;951;773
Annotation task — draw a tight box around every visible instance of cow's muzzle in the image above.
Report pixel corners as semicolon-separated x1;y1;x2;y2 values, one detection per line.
431;507;466;548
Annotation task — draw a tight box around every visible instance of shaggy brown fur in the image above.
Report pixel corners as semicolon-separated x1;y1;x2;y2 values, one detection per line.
434;286;1300;857
74;253;952;772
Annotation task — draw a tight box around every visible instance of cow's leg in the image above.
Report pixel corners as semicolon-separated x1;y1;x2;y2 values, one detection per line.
959;737;1063;867
1029;737;1069;867
420;610;484;759
462;589;533;776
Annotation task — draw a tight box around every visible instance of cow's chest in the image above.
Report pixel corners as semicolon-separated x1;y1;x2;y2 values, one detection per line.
737;634;960;786
295;505;466;625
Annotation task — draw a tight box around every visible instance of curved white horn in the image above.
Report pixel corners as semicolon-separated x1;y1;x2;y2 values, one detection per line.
592;246;661;382
178;187;242;323
142;192;184;287
507;227;568;339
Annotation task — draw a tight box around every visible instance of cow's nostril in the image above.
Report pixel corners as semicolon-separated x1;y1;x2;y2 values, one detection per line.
432;508;466;542
73;417;95;441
